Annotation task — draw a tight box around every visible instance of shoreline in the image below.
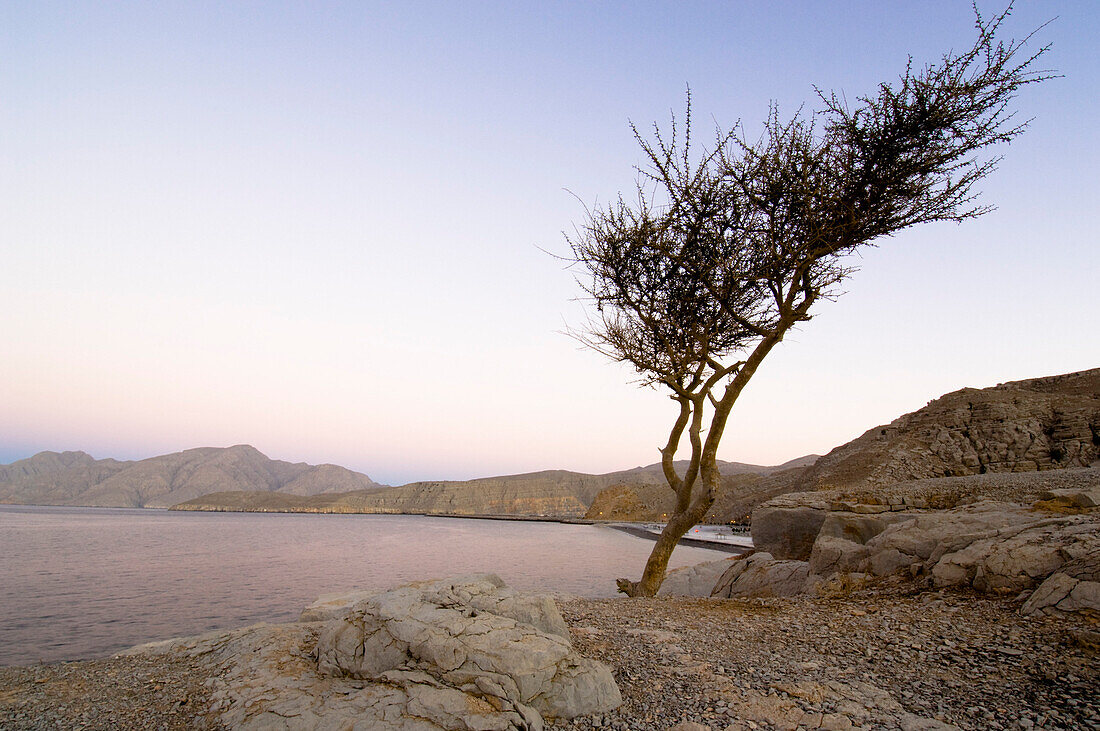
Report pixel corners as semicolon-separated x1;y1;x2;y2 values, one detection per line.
169;504;754;551
605;523;752;554
7;501;750;551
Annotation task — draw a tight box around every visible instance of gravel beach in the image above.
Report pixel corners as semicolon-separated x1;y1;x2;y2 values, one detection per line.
551;583;1099;730
2;579;1096;730
0;652;221;730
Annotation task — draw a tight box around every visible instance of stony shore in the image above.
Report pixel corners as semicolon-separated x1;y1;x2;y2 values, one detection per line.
2;580;1096;730
0;652;216;729
552;583;1098;731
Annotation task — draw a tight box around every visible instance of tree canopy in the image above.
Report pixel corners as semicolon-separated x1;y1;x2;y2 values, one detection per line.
568;5;1053;597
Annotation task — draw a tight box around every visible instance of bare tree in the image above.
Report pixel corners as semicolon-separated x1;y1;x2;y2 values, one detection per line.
568;6;1053;597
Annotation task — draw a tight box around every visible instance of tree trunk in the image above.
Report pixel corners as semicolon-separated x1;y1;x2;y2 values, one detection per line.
616;479;716;597
616;334;784;598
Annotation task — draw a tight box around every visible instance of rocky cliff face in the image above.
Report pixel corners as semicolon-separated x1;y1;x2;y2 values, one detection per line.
333;476;596;517
795;368;1100;493
0;445;379;508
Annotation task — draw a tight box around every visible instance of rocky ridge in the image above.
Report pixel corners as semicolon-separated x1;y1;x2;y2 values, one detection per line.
585;467;816;525
0;446;819;515
794;368;1100;493
171;460;815;519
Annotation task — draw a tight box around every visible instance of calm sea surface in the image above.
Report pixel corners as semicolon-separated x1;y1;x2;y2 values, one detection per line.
0;505;727;666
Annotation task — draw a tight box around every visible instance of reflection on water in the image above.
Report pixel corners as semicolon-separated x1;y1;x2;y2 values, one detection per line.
0;505;728;666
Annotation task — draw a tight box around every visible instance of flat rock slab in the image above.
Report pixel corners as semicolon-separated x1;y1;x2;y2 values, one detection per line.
125;574;620;730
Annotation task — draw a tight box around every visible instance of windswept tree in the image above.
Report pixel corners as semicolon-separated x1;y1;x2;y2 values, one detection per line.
568;6;1052;597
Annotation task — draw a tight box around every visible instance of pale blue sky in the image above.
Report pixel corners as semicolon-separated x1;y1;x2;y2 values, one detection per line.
2;2;1097;484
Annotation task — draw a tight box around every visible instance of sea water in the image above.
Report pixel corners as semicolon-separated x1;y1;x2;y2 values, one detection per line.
0;505;729;666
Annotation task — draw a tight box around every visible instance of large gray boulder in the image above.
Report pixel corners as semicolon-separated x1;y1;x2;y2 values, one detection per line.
807;502;1045;580
807;511;917;577
928;513;1094;592
315;574;614;723
1039;487;1100;509
751;494;832;560
809;503;1099;599
710;553;810;598
658;558;737;597
125;575;619;730
128;621;531;731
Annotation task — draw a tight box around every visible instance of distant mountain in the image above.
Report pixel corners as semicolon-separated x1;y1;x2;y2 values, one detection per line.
25;368;1094;518
0;450;130;505
171;459;820;517
0;445;380;508
584;465;819;524
0;443;812;515
608;455;819;485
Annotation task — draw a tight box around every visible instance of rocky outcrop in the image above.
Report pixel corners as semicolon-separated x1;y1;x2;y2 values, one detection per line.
124;575;620;730
345;477;601;518
1021;554;1100;617
176;458;821;519
754;468;1100;562
317;576;613;723
925;510;1096;593
584;484;668;522
795;368;1100;492
176;458;824;519
174;480;597;518
709;468;1100;616
1036;486;1100;511
300;589;382;622
0;445;380;508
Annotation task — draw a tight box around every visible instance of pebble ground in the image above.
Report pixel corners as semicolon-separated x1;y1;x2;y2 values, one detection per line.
0;653;222;730
550;582;1099;731
1;583;1096;730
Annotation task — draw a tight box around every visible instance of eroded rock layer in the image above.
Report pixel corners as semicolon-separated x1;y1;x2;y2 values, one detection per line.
796;368;1100;492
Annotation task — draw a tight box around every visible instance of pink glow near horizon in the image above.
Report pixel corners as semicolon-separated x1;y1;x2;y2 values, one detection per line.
2;3;1097;485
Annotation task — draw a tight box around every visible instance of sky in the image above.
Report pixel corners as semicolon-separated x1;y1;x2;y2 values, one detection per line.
1;1;1097;485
